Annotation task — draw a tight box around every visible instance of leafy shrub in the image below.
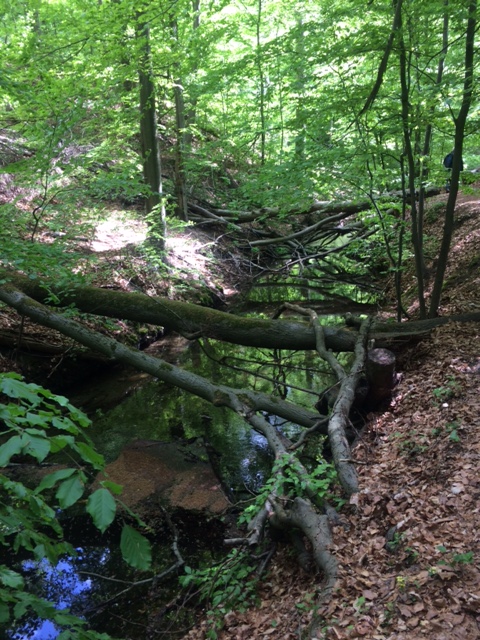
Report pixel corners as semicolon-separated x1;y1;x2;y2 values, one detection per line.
0;372;151;636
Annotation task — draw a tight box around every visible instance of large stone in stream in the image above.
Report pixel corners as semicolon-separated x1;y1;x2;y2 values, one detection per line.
101;440;229;515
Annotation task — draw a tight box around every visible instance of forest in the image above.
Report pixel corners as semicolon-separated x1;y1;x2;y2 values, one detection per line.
0;0;479;638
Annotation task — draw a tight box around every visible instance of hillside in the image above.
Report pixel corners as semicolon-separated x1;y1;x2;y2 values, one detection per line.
183;192;480;639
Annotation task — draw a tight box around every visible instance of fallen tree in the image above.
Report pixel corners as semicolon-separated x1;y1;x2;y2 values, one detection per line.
0;282;373;635
1;273;478;637
2;271;479;353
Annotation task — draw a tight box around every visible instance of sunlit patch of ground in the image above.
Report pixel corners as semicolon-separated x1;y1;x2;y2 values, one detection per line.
88;211;240;299
90;213;147;252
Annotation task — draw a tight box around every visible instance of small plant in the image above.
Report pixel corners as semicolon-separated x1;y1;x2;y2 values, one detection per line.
393;430;428;457
431;421;461;443
404;546;420;564
381;600;395;627
385;530;405;553
446;421;461;443
180;548;259;634
451;551;474;565
295;592;317;613
395;575;407;591
353;595;367;614
432;375;461;405
238;453;338;526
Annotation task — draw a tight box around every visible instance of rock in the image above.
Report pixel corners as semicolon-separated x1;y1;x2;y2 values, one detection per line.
100;439;229;515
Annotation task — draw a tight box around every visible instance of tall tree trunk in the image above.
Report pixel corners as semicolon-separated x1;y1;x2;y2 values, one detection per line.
171;19;189;222
293;14;306;159
417;2;449;261
256;0;266;164
137;18;166;251
183;0;200;149
429;0;476;317
398;5;427;318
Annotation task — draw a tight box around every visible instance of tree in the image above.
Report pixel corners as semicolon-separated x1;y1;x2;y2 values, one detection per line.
429;0;477;317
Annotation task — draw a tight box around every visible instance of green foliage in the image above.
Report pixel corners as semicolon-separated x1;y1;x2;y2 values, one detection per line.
0;372;151;635
391;430;429;458
451;551;474;565
432;376;461;405
238;453;338;526
179;548;259;634
435;545;474;569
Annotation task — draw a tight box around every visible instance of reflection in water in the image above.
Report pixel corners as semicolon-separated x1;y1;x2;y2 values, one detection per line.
6;321;339;638
7;549;100;640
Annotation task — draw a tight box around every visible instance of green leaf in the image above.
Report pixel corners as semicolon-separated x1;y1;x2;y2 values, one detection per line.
36;468;76;493
0;600;10;624
49;434;75;453
0;566;24;589
74;442;105;469
100;480;123;495
0;377;41;405
51;416;80;434
0;436;23;466
55;474;85;509
86;489;116;533
25;413;50;428
120;524;151;571
20;433;50;462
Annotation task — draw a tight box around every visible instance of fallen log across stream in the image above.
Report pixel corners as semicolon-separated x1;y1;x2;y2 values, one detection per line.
0;283;381;636
2;270;480;354
0;278;478;638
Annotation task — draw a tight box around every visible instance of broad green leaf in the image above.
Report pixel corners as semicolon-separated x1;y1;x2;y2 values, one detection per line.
86;489;116;533
49;434;75;453
51;416;79;434
0;436;23;466
120;524;151;571
20;433;50;462
74;442;104;469
0;600;10;624
55;474;85;509
0;566;24;589
25;413;49;428
3;478;28;499
100;480;123;495
28;495;56;521
35;469;76;493
0;377;41;405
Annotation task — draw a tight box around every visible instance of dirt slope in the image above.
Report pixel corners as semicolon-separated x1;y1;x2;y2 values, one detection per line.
183;192;480;639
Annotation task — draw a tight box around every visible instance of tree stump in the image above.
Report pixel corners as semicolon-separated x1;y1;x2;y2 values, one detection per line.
365;347;396;407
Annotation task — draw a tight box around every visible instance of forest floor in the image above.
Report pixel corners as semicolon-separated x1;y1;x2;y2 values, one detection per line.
182;191;480;640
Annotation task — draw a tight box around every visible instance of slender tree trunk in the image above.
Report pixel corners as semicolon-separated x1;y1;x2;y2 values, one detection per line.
429;0;476;317
137;18;166;251
418;2;449;259
171;19;189;222
398;6;427;318
256;0;266;164
293;14;306;159
183;0;200;149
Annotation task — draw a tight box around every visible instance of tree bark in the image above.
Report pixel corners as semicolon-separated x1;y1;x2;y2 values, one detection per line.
429;0;477;317
137;18;166;249
0;285;324;432
365;347;396;407
3;272;480;355
327;320;370;496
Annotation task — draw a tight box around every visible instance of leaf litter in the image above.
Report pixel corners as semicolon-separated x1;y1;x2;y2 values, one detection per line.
183;191;480;639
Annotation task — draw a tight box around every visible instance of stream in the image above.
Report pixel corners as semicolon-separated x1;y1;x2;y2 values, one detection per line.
2;300;347;639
